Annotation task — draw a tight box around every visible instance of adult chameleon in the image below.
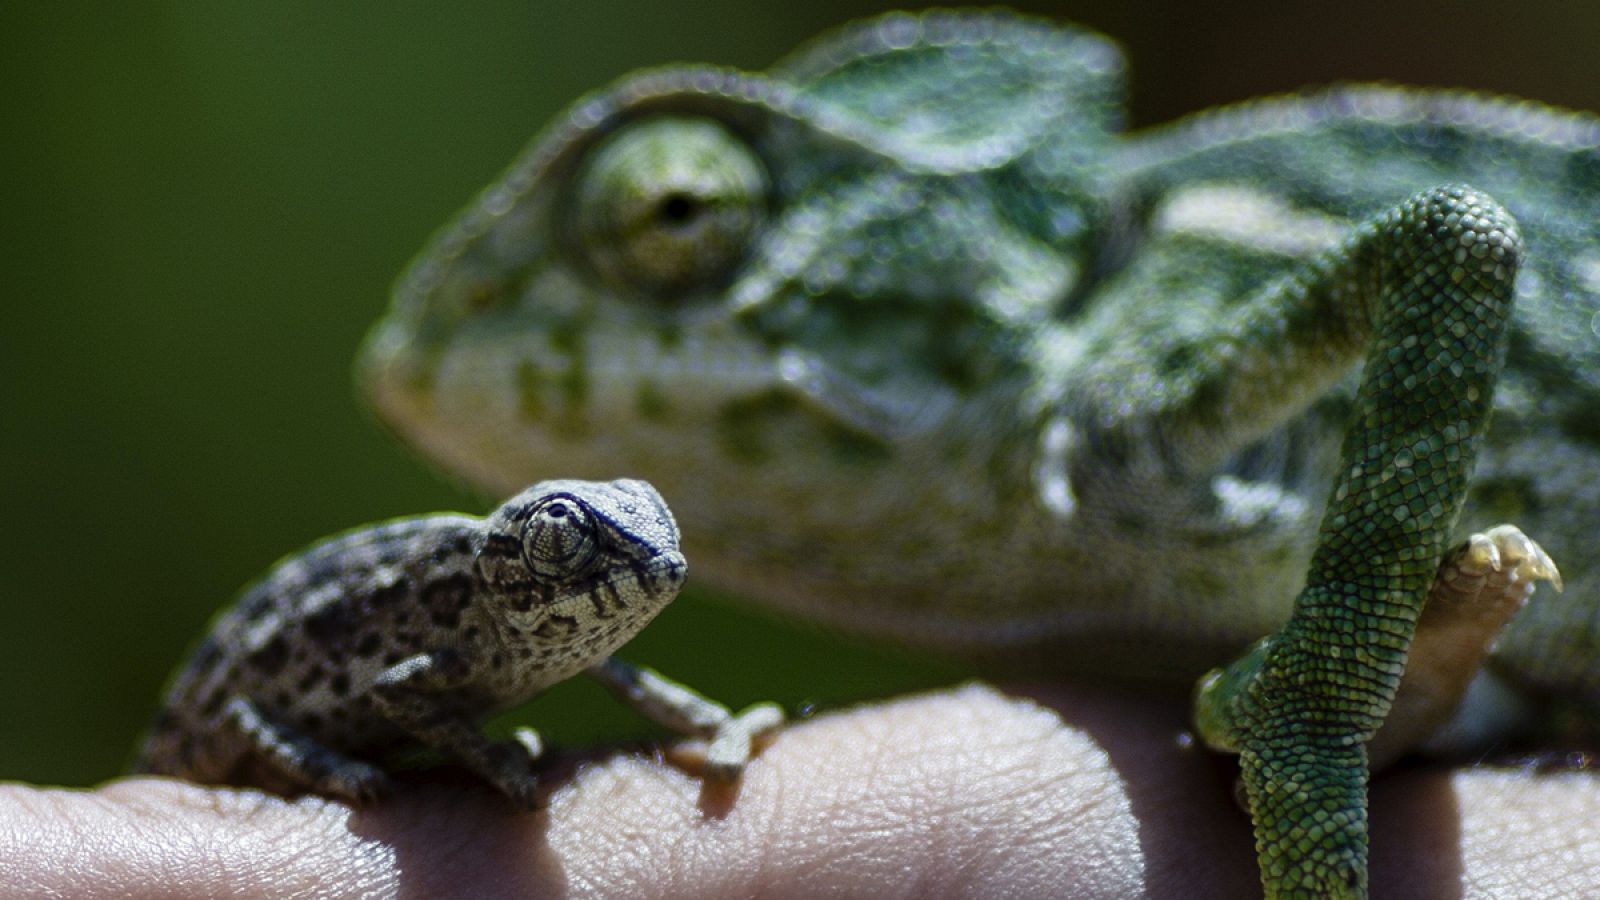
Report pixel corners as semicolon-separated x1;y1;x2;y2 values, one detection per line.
356;9;1597;897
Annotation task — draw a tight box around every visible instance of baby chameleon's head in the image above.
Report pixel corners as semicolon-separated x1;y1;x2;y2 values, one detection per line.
476;479;687;628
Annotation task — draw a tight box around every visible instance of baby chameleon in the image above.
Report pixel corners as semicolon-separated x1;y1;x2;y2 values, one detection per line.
135;478;783;808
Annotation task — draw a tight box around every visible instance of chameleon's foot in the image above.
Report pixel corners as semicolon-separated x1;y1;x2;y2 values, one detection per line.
477;727;546;810
511;725;546;760
703;702;786;783
1437;524;1562;602
587;657;785;784
1369;525;1561;768
320;762;396;805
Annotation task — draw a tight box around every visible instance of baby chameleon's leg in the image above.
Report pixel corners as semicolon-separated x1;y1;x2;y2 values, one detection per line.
1194;186;1523;899
222;696;394;803
370;650;545;809
587;657;784;781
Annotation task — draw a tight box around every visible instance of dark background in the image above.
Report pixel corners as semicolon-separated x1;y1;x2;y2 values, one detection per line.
5;1;1597;787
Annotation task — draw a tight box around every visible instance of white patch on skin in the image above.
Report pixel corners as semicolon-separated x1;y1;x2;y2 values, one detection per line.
1211;474;1308;530
1035;417;1079;519
1153;183;1346;258
1578;255;1600;336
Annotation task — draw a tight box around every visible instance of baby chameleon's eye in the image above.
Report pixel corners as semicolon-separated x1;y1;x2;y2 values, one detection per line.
572;117;769;295
521;497;602;580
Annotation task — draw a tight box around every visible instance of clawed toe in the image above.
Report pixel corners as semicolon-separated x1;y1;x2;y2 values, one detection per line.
702;703;785;782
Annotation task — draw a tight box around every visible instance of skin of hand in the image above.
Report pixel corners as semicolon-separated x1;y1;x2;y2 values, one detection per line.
4;684;1597;899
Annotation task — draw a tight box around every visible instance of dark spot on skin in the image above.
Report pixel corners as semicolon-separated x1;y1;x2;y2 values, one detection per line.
382;652;404;666
1156;343;1196;378
423;573;473;610
430;607;461;629
273;690;292;708
200;689;226;717
330;673;351;696
355;633;382;657
822;420;894;467
297;665;325;693
482;534;523;571
492;653;506;668
247;636;290;676
1560;401;1600;444
369;580;408;608
301;713;322;732
304;604;354;646
465;280;502;313
713;388;894;468
464;626;480;641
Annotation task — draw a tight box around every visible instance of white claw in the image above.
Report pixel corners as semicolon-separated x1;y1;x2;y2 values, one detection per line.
1481;525;1563;592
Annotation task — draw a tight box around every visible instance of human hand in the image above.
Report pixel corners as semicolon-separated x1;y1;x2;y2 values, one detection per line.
4;683;1595;898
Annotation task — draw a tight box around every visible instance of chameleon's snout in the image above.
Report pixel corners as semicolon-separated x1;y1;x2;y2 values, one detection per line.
650;549;689;593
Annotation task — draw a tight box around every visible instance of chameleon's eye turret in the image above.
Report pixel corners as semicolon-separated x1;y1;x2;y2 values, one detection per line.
572;117;768;295
521;496;601;581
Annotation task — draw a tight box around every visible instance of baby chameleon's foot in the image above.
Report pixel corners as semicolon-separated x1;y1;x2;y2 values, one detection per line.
474;726;546;810
703;702;786;782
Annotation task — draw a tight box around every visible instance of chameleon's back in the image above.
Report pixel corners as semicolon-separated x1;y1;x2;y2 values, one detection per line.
135;516;484;785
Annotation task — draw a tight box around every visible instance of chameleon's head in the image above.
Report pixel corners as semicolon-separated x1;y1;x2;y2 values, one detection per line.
477;478;685;633
359;11;1126;600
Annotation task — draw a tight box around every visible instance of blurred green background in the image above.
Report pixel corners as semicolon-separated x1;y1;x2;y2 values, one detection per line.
4;1;1597;787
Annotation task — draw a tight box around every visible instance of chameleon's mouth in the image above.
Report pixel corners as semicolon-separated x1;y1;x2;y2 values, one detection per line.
358;309;789;496
547;549;688;619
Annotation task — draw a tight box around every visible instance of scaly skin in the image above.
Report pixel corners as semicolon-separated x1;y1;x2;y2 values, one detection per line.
136;479;782;807
356;10;1594;895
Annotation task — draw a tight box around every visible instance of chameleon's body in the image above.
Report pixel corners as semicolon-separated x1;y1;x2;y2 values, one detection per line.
137;479;781;807
357;10;1596;895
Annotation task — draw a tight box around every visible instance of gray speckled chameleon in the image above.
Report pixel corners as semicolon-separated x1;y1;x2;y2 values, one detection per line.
356;10;1596;897
136;478;782;808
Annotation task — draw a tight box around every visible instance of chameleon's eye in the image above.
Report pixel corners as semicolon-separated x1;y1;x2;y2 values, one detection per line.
521;497;602;580
572;117;768;295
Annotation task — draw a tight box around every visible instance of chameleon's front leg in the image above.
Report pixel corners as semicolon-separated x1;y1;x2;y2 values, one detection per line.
587;657;784;781
371;649;546;809
1192;186;1522;897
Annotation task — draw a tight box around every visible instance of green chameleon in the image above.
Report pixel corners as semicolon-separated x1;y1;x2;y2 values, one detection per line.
357;10;1597;897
